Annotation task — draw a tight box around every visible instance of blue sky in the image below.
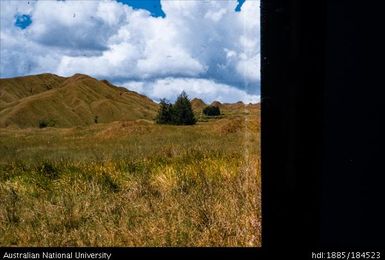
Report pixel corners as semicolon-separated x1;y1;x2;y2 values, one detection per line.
1;0;260;103
14;14;32;29
14;0;167;29
116;0;165;17
14;1;246;30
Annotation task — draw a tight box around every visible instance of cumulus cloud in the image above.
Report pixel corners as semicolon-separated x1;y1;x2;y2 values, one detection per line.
122;77;260;104
29;1;124;51
0;0;260;103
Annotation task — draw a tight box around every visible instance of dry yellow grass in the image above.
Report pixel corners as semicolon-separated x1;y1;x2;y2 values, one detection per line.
0;74;158;128
0;78;260;246
0;155;260;246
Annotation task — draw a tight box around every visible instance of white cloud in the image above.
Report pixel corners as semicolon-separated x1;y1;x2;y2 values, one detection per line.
204;8;228;22
28;1;128;52
122;77;260;104
0;0;260;102
237;52;260;82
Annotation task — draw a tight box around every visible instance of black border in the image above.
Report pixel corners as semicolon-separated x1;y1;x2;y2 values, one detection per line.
319;0;385;249
261;0;324;257
0;248;261;259
2;0;385;259
262;0;385;256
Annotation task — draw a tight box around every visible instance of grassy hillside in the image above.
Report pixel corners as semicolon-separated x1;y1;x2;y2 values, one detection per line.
191;98;206;112
0;106;260;247
0;74;158;128
0;73;66;106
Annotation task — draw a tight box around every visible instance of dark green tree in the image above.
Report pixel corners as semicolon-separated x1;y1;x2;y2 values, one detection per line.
155;92;196;125
155;98;173;124
172;91;196;125
203;105;221;116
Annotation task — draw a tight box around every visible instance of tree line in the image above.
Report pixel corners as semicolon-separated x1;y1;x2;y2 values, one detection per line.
156;91;197;125
155;91;221;125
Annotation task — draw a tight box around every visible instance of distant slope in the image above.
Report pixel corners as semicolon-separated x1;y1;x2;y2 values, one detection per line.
211;101;222;107
0;73;158;128
191;98;206;112
217;101;260;116
0;73;66;107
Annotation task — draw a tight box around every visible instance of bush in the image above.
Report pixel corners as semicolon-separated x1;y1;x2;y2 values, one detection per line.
37;161;59;179
203;105;221;116
38;119;56;128
155;91;196;125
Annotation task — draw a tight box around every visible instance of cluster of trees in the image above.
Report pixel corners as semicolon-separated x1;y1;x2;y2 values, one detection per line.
203;105;221;116
156;91;197;125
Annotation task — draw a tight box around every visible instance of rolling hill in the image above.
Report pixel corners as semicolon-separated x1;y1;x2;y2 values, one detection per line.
191;98;206;112
0;73;158;128
0;73;66;106
0;73;260;128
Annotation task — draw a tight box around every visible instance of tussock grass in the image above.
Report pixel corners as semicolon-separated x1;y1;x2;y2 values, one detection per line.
0;111;260;247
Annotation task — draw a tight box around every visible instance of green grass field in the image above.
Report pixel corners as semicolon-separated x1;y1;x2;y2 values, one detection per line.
0;109;260;246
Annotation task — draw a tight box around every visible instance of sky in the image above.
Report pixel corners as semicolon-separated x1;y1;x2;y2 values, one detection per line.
0;0;260;103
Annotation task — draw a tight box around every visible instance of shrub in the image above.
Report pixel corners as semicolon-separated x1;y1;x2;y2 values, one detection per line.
37;161;59;179
203;105;221;116
38;119;56;128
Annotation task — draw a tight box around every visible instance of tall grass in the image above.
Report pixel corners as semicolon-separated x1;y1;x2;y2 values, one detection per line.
0;114;260;246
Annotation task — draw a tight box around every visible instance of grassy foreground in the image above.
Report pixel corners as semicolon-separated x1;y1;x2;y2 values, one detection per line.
0;111;260;246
